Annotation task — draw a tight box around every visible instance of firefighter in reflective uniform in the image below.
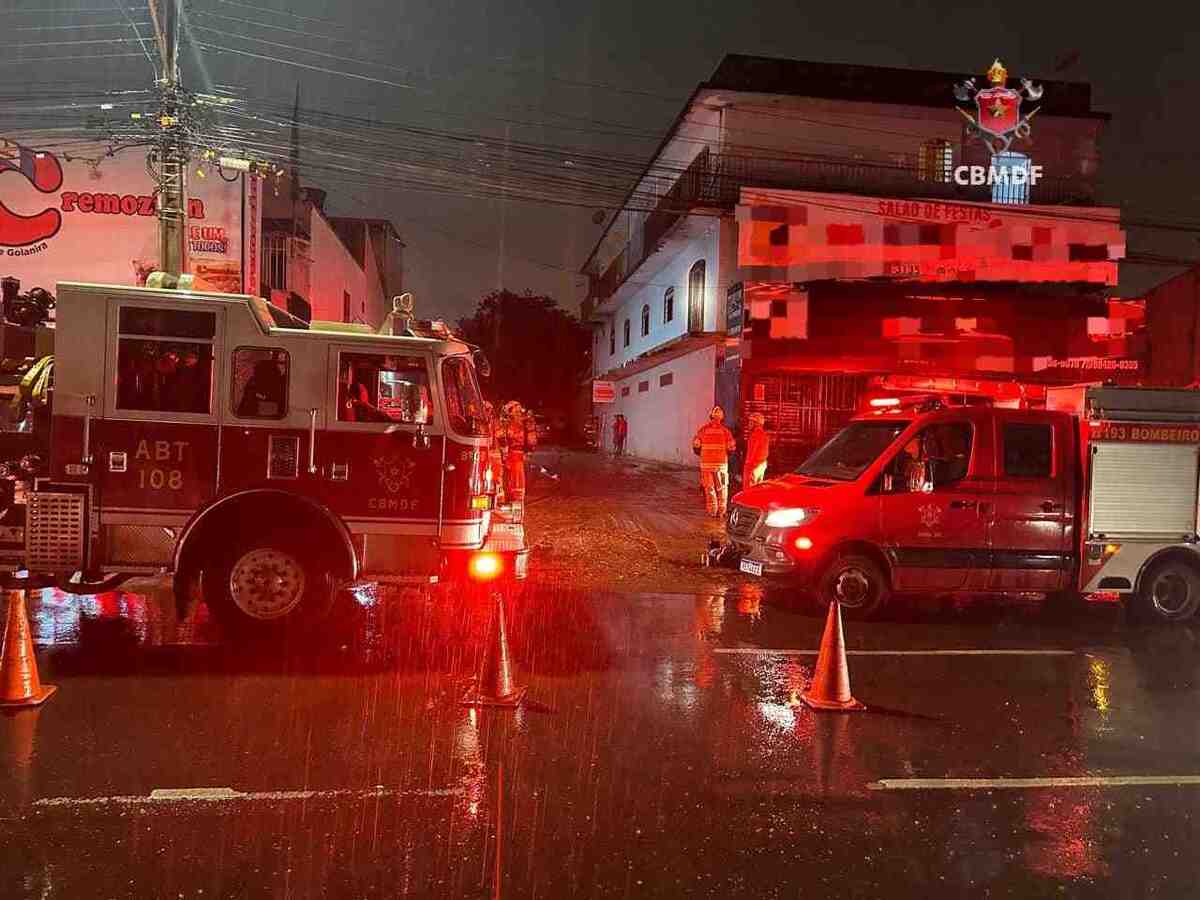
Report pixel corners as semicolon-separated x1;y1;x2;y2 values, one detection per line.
498;400;537;502
742;413;770;488
692;406;736;518
483;401;506;503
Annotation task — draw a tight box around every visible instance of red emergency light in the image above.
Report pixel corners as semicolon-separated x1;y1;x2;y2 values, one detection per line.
468;552;503;582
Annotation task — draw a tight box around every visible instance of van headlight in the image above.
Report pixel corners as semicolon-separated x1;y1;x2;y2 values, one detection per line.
764;507;819;528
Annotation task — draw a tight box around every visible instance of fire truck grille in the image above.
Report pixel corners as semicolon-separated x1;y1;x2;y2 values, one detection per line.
26;491;86;573
727;504;761;539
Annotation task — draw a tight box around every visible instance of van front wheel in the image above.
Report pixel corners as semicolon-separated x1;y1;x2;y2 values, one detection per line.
818;554;888;620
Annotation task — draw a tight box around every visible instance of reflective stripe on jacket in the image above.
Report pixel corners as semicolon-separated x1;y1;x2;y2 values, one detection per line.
693;421;735;468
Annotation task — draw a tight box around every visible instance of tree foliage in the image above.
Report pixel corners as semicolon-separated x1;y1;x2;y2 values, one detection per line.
456;289;591;413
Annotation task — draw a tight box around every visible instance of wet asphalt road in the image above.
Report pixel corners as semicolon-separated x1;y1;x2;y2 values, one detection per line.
3;584;1200;898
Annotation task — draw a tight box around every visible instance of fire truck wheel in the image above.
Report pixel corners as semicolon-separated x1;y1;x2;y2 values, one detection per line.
818;554;888;620
203;533;334;634
1134;560;1200;624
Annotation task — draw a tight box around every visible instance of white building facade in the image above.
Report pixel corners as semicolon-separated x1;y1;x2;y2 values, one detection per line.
581;54;1110;466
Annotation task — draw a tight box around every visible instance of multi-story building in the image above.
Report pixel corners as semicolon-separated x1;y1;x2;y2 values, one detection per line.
581;54;1127;467
261;185;404;328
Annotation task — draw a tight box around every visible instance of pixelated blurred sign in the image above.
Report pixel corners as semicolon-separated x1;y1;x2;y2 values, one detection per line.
593;381;616;403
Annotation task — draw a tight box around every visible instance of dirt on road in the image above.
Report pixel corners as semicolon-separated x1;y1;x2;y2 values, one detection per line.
522;447;753;593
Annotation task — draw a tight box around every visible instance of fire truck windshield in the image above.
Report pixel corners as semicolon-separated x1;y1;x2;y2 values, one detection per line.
796;420;910;481
442;356;488;437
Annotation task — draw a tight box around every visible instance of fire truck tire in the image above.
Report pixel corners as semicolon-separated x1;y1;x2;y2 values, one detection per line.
817;554;888;620
1133;559;1200;624
202;531;335;635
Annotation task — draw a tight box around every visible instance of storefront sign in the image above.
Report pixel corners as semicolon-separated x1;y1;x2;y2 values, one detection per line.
737;188;1124;286
592;381;616;403
0;138;248;292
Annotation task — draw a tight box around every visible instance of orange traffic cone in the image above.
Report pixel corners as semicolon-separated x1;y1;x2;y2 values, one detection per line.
0;591;56;708
463;593;526;708
801;601;864;712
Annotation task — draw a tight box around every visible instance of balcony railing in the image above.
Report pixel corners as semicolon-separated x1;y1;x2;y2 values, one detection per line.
584;149;1097;310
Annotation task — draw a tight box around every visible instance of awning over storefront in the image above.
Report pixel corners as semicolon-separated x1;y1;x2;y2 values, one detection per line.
736;188;1124;286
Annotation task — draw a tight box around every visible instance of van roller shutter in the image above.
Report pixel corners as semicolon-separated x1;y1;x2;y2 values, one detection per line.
1089;442;1199;537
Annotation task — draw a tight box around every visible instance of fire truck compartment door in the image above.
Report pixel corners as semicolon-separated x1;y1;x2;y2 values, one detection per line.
1089;442;1200;539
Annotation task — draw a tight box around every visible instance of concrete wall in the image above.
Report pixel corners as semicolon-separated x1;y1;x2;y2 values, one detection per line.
601;344;717;465
309;211;366;323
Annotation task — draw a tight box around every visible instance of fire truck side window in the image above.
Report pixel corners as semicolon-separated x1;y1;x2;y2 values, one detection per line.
115;306;216;415
232;348;289;419
1003;423;1053;478
442;356;488;437
337;353;432;425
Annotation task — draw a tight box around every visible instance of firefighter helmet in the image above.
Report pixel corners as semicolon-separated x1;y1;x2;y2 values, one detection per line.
748;413;765;427
709;406;724;422
502;400;523;417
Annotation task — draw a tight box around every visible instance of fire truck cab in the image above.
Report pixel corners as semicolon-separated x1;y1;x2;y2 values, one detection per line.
0;282;525;634
727;386;1200;624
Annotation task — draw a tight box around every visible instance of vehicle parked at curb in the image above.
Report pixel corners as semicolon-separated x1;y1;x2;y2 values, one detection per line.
0;282;528;636
727;386;1200;624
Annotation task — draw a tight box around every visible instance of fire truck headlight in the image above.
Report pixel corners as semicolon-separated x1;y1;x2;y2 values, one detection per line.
764;507;819;528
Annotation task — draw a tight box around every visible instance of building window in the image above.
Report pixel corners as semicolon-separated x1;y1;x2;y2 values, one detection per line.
664;287;674;323
621;386;630;397
992;152;1031;205
660;372;673;387
623;318;631;348
116;306;216;415
640;304;650;337
232;347;289;419
609;322;615;355
918;139;953;183
264;233;288;292
343;290;352;323
638;380;649;392
687;260;705;333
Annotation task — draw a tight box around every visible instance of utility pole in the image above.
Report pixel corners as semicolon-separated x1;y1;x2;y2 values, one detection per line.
148;0;187;277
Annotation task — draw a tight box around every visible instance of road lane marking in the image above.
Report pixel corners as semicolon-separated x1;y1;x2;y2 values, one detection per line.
34;785;463;808
714;648;1078;656
869;775;1200;791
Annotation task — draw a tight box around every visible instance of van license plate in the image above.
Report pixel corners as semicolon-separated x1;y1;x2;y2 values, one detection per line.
740;558;763;576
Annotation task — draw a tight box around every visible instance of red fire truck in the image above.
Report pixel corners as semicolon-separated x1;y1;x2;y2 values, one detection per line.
727;385;1200;624
0;281;526;634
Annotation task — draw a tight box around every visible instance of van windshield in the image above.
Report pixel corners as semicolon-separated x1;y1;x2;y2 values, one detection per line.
796;420;910;481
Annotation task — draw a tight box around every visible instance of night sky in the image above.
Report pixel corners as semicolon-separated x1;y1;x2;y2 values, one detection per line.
4;0;1199;321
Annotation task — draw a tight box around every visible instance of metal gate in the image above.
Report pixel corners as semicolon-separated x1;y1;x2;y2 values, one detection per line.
741;373;869;472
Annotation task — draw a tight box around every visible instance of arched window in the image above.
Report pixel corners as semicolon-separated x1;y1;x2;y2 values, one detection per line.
687;260;705;333
640;304;650;337
609;322;615;355
663;287;674;323
623;318;631;348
